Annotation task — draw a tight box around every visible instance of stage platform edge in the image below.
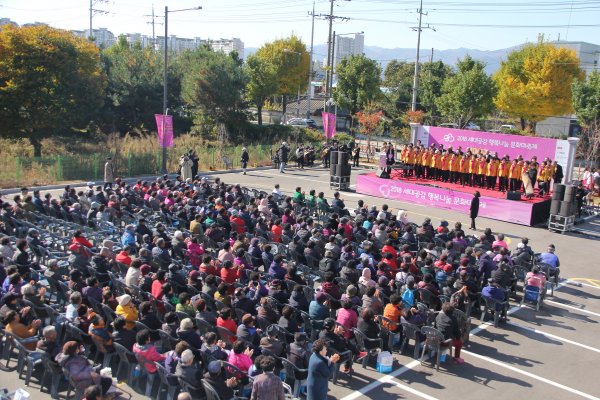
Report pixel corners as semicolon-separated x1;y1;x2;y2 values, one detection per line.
356;173;550;226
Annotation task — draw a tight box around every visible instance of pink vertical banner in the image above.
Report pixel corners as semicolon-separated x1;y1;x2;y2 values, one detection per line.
322;112;336;139
155;114;174;148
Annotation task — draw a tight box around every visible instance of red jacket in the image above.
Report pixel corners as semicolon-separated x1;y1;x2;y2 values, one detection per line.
230;217;246;234
221;268;241;294
199;263;220;276
73;237;93;249
151;279;167;313
382;245;397;258
271;225;282;242
116;252;132;266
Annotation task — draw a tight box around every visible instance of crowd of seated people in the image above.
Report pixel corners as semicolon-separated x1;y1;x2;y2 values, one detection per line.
0;176;561;399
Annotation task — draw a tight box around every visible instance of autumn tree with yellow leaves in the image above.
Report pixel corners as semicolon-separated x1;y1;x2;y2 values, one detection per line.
493;35;586;131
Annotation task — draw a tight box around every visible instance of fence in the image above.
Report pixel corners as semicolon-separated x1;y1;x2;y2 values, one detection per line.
0;143;323;185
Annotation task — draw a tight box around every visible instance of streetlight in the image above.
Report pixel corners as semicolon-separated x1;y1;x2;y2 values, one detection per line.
161;5;202;174
284;49;303;120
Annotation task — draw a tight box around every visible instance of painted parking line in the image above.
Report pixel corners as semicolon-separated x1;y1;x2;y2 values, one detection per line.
545;300;600;317
503;320;600;354
462;349;600;400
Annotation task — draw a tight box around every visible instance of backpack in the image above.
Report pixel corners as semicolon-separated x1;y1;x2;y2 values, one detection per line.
402;288;415;308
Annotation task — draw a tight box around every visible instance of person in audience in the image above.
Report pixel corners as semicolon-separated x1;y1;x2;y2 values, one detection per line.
362;285;384;315
317;318;366;373
357;308;381;348
88;314;115;353
57;341;114;397
113;316;137;354
237;313;262;348
176;349;203;388
258;297;280;324
165;341;188;385
73;304;92;335
133;329;166;373
115;294;138;330
435;302;464;364
201;332;229;360
250;356;285;400
204;361;238;400
161;312;180;338
177;317;203;350
336;299;358;339
228;340;254;385
37;326;61;359
382;293;403;332
4;310;41;350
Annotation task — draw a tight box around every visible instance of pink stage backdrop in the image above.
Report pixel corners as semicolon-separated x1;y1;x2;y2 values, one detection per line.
414;126;569;168
356;174;533;225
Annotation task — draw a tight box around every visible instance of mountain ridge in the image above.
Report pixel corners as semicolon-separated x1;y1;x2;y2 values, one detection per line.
244;44;521;75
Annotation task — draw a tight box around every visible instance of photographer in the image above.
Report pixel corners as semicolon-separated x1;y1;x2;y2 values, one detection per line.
241;147;249;175
279;141;290;174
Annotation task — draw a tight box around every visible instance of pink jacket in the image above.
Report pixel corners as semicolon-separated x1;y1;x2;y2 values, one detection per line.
336;308;357;338
227;351;253;379
133;343;166;373
187;242;204;267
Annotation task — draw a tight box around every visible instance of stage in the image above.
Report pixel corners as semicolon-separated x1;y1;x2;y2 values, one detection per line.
356;173;551;226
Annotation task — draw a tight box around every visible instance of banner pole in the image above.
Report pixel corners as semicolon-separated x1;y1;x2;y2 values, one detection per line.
16;157;20;182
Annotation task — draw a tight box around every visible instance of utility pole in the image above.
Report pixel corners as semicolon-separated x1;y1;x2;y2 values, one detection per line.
145;5;164;49
89;0;92;41
411;0;423;112
307;2;315;120
329;32;336;111
410;0;435;112
325;0;335;114
162;5;168;174
430;48;434;63
88;0;109;42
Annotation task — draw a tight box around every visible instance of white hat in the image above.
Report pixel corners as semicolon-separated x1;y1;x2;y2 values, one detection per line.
242;147;246;151
517;243;525;249
87;182;94;186
282;142;287;145
118;294;131;307
201;177;208;181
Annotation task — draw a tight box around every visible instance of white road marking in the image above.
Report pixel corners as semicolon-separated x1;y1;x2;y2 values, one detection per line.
545;300;600;317
504;320;600;354
462;350;600;400
388;381;442;400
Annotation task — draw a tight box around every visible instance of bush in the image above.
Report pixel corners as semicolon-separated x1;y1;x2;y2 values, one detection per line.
502;128;535;137
334;133;353;142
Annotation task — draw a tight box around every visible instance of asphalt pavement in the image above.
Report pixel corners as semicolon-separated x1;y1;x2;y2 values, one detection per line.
1;164;599;400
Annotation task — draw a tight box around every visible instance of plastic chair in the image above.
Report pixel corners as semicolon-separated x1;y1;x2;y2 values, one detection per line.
281;358;308;398
419;327;453;371
155;363;181;400
114;342;138;387
159;329;180;352
300;311;321;341
202;381;222;400
91;335;117;369
39;356;63;399
196;318;217;337
63;366;85;400
179;376;205;398
453;308;472;346
353;329;383;369
400;322;424;359
135;352;160;399
416;288;439;310
479;294;509;327
6;334;42;386
217;326;238;348
199;350;218;373
327;347;353;385
66;325;92;357
379;316;402;353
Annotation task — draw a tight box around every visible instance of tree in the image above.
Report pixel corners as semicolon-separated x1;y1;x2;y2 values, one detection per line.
0;25;106;156
355;102;384;161
435;55;496;127
572;70;600;168
494;35;586;130
254;34;310;117
333;54;382;133
420;60;454;121
181;50;247;153
246;54;278;126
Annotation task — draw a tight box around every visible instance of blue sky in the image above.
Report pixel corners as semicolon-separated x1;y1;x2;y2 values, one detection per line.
2;0;599;52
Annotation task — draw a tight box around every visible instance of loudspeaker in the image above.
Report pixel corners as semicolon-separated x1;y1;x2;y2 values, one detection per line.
336;151;349;165
550;199;560;215
563;192;574;202
554;183;565;194
505;191;522;200
564;185;576;196
552;190;564;201
376;169;389;179
330;164;336;175
559;201;571;217
341;164;352;177
330;151;338;165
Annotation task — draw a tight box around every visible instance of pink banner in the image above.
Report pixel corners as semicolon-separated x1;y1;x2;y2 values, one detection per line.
415;126;569;168
322;112;336;139
356;174;534;225
155;114;174;148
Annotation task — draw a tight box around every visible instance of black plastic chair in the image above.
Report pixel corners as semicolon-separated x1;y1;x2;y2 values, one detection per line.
159;329;180;352
114;342;138;387
179;376;205;398
62;366;85;400
91;335;117;368
399;322;424;359
155;362;181;400
281;358;308;398
39;356;63;399
379;316;402;353
353;328;383;369
135;352;161;399
419;326;453;371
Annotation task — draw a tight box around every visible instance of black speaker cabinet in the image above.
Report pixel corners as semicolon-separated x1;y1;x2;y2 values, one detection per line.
564;185;576;196
563;192;574;202
330;164;336;175
552;190;564;201
376;169;389;179
505;191;522;200
550;199;560;215
330;151;338;165
554;183;565;194
341;164;352;177
559;201;571;217
336;151;349;165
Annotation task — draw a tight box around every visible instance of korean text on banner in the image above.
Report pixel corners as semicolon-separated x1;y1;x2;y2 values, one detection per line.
155;114;174;148
322;112;336;139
